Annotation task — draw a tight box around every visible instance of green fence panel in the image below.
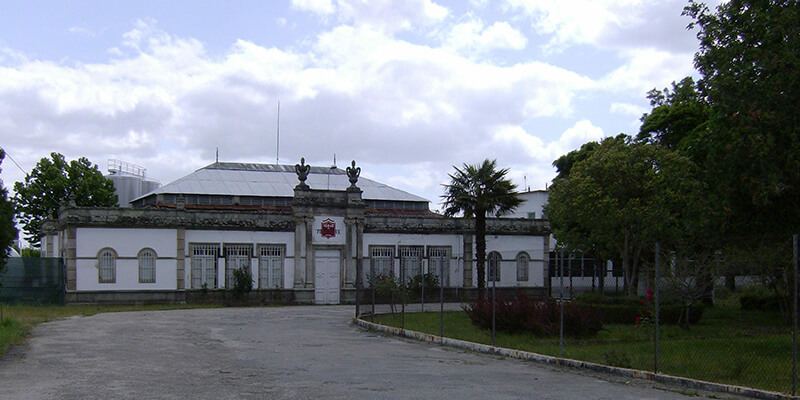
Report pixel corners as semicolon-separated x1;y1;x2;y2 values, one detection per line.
0;258;65;305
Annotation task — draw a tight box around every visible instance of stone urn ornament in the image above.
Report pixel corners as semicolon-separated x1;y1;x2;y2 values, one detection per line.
295;157;311;189
346;160;361;189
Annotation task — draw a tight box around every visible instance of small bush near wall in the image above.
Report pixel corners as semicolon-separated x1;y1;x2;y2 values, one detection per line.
463;292;603;337
575;293;704;325
739;286;783;312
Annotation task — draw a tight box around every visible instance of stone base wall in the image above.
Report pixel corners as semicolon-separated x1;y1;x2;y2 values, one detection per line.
345;286;548;305
65;287;548;305
66;290;186;304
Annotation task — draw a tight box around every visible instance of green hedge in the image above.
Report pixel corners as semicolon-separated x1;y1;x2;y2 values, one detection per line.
739;286;783;312
576;294;704;325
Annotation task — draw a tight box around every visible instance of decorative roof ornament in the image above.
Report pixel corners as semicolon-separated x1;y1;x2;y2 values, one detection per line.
295;157;311;190
346;160;361;189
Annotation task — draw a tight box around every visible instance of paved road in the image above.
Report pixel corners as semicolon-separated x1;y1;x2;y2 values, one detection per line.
0;306;730;399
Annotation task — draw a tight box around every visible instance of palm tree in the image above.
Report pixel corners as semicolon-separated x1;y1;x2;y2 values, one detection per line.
442;159;522;292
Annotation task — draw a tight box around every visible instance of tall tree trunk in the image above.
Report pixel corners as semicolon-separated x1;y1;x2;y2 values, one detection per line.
475;213;486;294
623;230;632;295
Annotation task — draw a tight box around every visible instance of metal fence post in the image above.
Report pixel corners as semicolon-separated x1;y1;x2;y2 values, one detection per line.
793;234;798;395
560;249;564;357
440;258;444;338
421;260;425;313
655;242;660;373
492;268;496;347
370;261;375;323
356;256;361;319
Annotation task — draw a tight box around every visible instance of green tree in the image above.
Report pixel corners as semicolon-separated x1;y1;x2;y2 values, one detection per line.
685;0;800;241
636;77;711;152
13;153;117;246
442;159;522;292
545;136;710;295
0;149;18;273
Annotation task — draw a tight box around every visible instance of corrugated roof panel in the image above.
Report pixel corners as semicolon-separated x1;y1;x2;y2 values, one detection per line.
135;162;429;203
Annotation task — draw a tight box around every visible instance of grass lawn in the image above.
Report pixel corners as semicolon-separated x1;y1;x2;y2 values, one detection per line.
0;303;221;357
373;301;792;394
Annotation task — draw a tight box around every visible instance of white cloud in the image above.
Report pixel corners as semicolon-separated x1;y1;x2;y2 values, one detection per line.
443;19;527;55
504;0;707;52
504;0;641;52
0;18;597;202
291;0;335;15
599;48;695;95
293;0;449;33
610;102;647;116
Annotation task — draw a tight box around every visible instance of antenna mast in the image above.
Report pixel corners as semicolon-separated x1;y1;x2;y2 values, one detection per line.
276;100;280;165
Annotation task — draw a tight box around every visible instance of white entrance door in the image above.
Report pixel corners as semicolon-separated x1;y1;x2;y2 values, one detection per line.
314;249;340;304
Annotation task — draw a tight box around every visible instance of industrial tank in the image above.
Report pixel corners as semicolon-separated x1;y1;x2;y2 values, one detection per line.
105;160;161;207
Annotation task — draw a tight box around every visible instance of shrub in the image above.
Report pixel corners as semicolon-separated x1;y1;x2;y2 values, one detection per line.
407;273;440;298
231;266;253;298
463;292;603;337
739;286;783;312
576;293;705;325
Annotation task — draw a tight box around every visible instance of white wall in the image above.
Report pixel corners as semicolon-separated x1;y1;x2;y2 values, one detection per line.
506;191;548;219
75;228;178;291
362;233;464;287
183;230;295;289
484;234;546;287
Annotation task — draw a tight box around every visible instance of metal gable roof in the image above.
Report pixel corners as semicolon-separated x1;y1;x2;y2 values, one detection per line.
134;162;430;203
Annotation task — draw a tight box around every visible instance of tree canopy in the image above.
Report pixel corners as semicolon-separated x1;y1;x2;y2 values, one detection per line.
685;0;800;241
545;136;710;294
0;149;18;271
13;153;117;246
636;77;710;152
442;159;522;291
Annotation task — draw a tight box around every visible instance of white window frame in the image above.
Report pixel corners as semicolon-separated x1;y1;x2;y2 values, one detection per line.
138;248;157;284
225;244;253;289
488;251;501;282
97;248;117;284
258;244;284;289
368;246;394;285
191;244;218;289
428;246;450;287
516;252;529;282
400;246;423;282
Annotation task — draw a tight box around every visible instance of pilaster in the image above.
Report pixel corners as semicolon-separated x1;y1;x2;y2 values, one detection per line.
463;233;473;288
176;227;185;289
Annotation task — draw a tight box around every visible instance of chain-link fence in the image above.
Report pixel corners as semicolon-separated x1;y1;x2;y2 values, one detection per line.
357;236;800;397
0;257;65;305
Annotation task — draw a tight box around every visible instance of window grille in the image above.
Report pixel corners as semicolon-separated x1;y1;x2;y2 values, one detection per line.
400;246;423;282
225;244;252;289
488;251;501;282
516;252;529;281
428;247;450;287
191;244;218;289
138;248;157;283
98;248;116;283
259;245;284;289
369;246;394;284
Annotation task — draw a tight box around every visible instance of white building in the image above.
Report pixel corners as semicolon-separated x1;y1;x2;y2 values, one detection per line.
42;161;551;304
509;190;622;295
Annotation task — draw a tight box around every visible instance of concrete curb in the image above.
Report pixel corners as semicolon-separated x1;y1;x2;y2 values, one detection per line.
354;317;797;400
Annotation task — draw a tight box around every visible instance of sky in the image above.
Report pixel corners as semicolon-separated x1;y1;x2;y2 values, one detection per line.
0;0;720;210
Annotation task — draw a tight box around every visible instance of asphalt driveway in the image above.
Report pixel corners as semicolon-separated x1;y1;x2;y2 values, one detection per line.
0;306;731;399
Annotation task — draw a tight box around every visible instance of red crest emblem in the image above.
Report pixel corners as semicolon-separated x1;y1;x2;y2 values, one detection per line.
321;218;336;238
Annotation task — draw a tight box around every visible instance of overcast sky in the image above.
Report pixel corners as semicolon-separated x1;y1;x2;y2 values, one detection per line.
0;0;719;209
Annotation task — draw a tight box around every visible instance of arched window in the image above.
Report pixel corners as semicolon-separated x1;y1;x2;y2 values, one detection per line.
138;248;157;284
98;248;117;284
488;251;501;282
516;252;530;281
